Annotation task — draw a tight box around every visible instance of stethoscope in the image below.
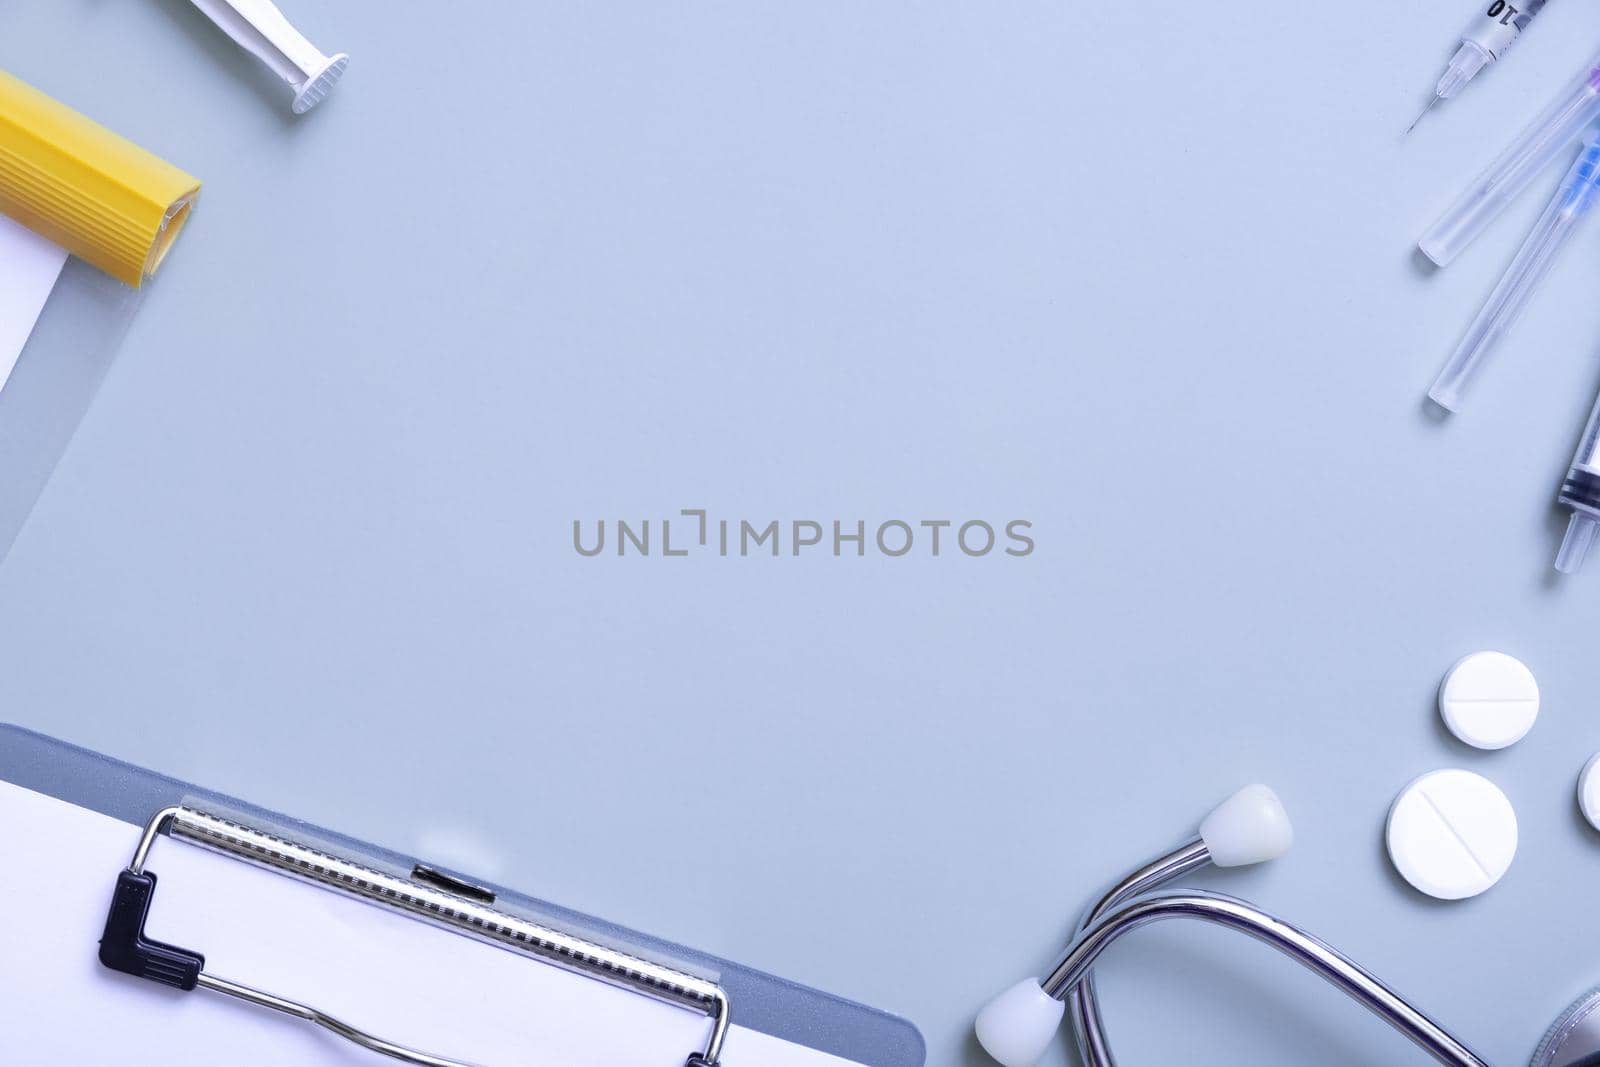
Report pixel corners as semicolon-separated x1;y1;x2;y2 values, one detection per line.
973;785;1600;1067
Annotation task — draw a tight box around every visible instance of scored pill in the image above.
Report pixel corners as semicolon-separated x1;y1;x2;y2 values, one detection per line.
1386;769;1517;900
1438;651;1539;750
1580;754;1600;833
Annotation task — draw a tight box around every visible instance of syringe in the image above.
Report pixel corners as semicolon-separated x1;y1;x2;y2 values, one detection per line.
1420;44;1600;267
1428;132;1600;412
1408;0;1552;135
1556;380;1600;573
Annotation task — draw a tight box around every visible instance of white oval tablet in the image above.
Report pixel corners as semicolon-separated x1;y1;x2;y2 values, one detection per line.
1439;651;1539;750
1580;754;1600;832
1386;769;1517;900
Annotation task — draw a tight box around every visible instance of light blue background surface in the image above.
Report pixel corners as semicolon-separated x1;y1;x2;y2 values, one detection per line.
5;3;1600;1065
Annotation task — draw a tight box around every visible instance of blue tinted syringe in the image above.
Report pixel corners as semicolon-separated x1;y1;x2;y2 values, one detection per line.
1427;133;1600;412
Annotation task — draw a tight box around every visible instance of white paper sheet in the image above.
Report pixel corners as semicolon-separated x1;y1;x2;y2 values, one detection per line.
0;780;864;1067
0;214;68;393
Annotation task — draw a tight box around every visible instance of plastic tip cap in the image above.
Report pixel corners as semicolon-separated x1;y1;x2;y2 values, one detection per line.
293;53;350;114
1437;42;1490;99
974;979;1064;1067
1557;513;1599;575
1426;383;1461;415
1199;784;1294;867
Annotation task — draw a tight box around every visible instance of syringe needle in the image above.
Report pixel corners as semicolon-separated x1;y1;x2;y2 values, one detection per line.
1406;96;1441;137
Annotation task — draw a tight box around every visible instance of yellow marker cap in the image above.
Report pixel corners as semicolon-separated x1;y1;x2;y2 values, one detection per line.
0;69;200;288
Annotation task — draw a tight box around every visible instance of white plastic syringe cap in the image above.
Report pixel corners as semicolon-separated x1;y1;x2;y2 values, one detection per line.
1199;784;1294;867
1438;41;1492;99
974;979;1064;1067
1557;512;1599;574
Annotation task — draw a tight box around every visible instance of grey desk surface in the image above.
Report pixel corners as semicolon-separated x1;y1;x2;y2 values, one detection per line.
4;3;1600;1065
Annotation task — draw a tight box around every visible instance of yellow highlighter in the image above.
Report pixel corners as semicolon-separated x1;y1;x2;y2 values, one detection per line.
0;69;200;287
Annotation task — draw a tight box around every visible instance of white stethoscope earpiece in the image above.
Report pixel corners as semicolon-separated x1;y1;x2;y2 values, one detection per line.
1198;783;1294;867
974;784;1294;1067
973;979;1064;1067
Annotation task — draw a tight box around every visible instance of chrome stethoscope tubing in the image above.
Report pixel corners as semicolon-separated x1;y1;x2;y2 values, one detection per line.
1055;838;1211;1067
1046;891;1491;1067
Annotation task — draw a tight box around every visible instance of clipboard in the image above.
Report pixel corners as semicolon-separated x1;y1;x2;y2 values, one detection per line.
0;724;925;1067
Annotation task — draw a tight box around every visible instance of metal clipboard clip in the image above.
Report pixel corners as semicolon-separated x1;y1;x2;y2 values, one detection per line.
97;806;730;1067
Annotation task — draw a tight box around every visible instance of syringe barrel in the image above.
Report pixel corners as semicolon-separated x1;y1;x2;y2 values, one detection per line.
1557;383;1600;575
1560;386;1600;511
1428;137;1600;412
1460;0;1549;62
1420;49;1600;267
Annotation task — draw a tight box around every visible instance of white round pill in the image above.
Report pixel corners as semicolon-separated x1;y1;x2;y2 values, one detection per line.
1580;754;1600;832
1438;651;1539;750
1386;769;1517;900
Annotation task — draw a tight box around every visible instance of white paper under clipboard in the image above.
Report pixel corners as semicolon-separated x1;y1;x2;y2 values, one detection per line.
0;735;921;1067
0;214;66;388
0;218;141;562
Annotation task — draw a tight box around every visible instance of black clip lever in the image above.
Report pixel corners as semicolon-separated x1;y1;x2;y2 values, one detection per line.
98;869;205;991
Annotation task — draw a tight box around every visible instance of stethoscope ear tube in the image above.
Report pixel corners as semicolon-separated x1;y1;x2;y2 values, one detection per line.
1054;893;1490;1067
1065;784;1292;1067
980;788;1600;1067
978;891;1491;1067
